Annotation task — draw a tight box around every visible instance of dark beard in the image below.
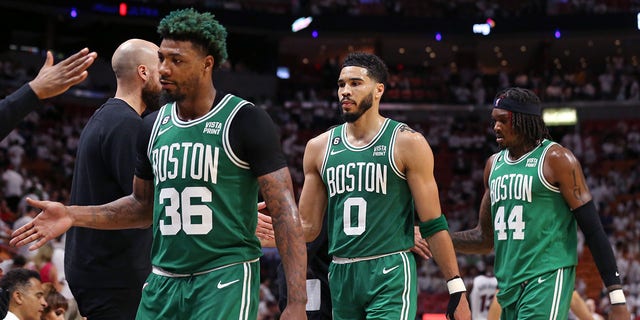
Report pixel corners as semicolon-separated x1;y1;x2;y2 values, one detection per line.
141;88;162;111
160;90;184;106
342;92;373;123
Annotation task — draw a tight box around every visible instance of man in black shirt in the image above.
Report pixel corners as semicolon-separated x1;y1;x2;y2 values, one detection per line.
64;39;161;320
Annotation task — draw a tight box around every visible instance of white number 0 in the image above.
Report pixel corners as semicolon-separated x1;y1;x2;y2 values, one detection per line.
158;187;213;235
343;197;366;235
494;205;525;240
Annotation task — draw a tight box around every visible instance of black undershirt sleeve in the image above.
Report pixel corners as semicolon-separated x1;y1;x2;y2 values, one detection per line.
228;104;288;177
0;84;41;140
573;200;621;288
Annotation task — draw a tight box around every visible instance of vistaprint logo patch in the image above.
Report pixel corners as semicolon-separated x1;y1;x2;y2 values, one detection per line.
373;145;386;157
526;158;538;167
203;122;222;135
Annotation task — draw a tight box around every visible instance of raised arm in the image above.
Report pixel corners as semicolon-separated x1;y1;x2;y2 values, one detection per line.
451;155;497;254
10;176;154;251
29;48;97;100
396;126;471;320
258;167;307;319
545;145;630;319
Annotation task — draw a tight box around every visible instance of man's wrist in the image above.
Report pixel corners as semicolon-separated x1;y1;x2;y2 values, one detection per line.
447;275;466;294
609;289;626;305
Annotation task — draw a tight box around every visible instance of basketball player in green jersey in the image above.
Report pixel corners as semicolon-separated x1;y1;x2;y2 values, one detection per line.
299;52;471;320
10;8;308;320
451;87;630;319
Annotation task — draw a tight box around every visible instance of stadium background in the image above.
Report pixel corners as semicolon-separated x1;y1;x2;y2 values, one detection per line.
0;0;638;319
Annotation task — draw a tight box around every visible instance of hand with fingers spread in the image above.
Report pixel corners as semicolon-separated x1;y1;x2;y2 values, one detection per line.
29;48;98;100
10;198;73;251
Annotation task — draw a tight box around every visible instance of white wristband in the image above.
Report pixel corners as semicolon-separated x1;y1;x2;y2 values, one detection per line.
609;289;626;305
447;277;466;294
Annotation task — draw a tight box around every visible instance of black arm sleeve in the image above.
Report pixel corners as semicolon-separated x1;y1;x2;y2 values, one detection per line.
573;200;621;288
0;84;42;140
134;111;159;180
228;104;287;177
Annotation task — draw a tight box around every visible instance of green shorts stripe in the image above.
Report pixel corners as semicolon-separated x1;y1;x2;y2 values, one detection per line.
240;262;254;320
400;251;411;320
549;267;564;320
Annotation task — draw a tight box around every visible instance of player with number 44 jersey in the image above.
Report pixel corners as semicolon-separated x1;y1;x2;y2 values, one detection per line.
452;87;630;320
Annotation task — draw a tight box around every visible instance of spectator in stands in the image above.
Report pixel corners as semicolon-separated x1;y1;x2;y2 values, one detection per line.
32;243;61;293
0;268;47;320
40;283;67;320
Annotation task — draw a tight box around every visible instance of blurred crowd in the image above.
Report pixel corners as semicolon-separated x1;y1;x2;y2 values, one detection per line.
0;43;639;319
159;0;640;17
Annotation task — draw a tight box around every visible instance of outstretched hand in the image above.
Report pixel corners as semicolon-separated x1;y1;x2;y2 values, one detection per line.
10;198;73;251
29;48;98;100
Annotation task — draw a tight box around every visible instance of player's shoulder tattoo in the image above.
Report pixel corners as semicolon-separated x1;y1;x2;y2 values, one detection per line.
399;124;416;133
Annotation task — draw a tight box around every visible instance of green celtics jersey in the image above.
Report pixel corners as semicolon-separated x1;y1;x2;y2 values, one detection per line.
489;139;577;290
321;119;414;258
146;94;261;273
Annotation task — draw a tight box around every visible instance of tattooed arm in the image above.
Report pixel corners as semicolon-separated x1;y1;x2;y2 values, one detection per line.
544;144;592;208
10;176;154;250
258;167;308;318
546;145;631;319
451;155;496;254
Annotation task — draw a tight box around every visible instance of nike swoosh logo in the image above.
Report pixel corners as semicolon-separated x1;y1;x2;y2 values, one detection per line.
494;162;505;171
537;277;545;284
330;149;346;155
382;266;399;274
217;279;240;289
158;125;173;137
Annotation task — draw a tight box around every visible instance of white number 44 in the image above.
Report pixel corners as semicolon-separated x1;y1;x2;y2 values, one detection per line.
494;205;525;240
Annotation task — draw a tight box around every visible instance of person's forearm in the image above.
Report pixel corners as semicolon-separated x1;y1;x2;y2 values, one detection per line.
428;231;463;279
451;228;493;254
274;207;308;306
69;194;152;229
0;84;41;139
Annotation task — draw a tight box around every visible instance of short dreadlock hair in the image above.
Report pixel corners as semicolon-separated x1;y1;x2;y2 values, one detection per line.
157;8;228;69
494;87;552;144
342;52;388;84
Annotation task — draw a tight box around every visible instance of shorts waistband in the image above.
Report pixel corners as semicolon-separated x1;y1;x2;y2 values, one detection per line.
332;250;409;264
152;258;259;278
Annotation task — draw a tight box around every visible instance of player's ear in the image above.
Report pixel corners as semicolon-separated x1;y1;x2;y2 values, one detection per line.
375;82;384;100
203;56;214;72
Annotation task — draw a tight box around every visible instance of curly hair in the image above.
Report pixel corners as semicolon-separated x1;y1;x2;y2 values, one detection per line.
157;8;228;69
342;52;389;84
494;87;552;144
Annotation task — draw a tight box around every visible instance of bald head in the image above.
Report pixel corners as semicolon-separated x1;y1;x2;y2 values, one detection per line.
111;39;159;81
111;39;162;114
